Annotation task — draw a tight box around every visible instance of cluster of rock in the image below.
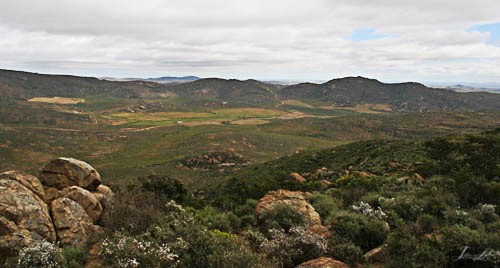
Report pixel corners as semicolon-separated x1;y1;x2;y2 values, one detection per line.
181;151;249;170
0;158;112;258
125;100;175;113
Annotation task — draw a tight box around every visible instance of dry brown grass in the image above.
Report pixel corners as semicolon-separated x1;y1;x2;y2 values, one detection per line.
323;103;393;114
182;120;224;127
282;99;314;108
231;119;270;125
28;97;85;104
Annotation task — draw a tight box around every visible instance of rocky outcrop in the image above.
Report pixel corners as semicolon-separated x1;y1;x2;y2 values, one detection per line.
0;158;112;257
255;189;329;236
0;173;56;257
296;257;349;268
51;197;95;247
40;157;102;191
289;172;306;183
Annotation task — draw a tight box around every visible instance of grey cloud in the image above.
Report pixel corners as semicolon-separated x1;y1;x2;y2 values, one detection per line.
0;0;499;81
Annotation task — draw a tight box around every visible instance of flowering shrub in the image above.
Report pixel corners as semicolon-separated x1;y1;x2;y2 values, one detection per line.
17;240;62;268
100;232;179;268
352;201;387;220
483;249;500;264
472;203;498;223
257;227;328;267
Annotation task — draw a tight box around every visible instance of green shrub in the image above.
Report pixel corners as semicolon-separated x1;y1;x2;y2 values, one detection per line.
439;224;482;256
195;206;241;232
327;236;363;266
61;247;88;268
308;193;342;219
257;203;306;232
386;231;446;268
139;175;188;203
326;211;389;251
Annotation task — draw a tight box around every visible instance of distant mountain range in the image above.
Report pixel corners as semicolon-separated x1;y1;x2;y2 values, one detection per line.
1;69;499;112
100;76;200;83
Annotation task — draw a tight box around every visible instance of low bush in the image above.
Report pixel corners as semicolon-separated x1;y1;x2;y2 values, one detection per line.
326;211;389;252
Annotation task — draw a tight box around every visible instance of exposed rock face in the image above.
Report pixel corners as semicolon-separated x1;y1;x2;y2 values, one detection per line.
256;189;329;236
51;197;94;247
296;257;349;268
61;186;103;223
40;157;102;191
0;170;45;199
0;174;56;256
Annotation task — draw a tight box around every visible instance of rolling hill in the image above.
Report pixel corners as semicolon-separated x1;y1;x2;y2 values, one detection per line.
1;69;499;112
278;76;500;112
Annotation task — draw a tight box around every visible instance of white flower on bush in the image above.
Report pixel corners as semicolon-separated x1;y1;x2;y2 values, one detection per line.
478;203;496;215
352;201;387;220
17;240;61;268
483;249;500;264
259;227;328;267
100;232;179;267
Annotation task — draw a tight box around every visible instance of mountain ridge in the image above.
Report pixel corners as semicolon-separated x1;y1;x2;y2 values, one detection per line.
1;69;499;112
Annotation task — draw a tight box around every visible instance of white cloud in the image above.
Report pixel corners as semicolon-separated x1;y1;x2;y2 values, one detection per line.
0;0;499;82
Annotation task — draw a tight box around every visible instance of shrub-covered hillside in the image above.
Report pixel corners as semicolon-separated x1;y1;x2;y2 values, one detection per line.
2;129;499;267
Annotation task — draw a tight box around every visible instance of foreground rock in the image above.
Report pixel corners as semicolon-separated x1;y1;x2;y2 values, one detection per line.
256;189;329;236
296;257;349;268
51;197;94;247
40;157;102;191
0;173;56;257
0;158;111;258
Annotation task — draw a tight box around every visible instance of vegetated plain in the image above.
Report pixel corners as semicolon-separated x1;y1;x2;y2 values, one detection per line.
1;69;499;267
1;69;499;185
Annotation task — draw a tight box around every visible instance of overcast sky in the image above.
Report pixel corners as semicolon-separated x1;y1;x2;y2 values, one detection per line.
1;0;500;82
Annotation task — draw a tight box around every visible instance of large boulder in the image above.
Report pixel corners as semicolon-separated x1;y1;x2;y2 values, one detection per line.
0;175;56;257
40;157;101;191
51;197;94;247
295;257;349;268
61;186;103;223
256;190;322;226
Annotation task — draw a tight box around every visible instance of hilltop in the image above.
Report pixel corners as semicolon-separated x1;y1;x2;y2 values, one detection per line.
278;76;500;112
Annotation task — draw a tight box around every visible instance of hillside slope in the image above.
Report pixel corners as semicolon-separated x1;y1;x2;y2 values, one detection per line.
278;76;500;112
